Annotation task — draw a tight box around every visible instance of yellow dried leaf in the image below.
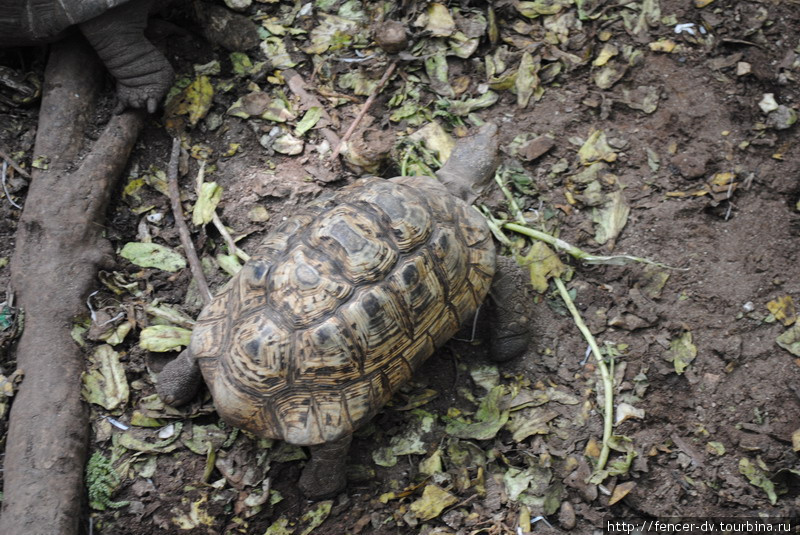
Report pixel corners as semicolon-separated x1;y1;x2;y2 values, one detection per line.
297;501;332;535
709;172;735;187
695;0;714;6
515;51;541;108
172;495;216;529
192;182;223;226
409;485;458;521
793;429;800;452
419;449;443;476
165;76;214;129
615;403;645;425
139;325;193;352
777;324;800;356
593;190;630;245
409;122;456;163
522;242;566;293
593;43;619;67
81;345;129;411
706;441;726;456
649;39;677;53
667;331;697;374
609;481;636;505
584;437;601;458
578;130;617;165
767;296;796;326
423;3;456;37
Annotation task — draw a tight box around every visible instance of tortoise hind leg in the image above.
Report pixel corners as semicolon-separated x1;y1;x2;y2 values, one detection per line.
487;255;532;362
298;434;353;500
156;349;203;406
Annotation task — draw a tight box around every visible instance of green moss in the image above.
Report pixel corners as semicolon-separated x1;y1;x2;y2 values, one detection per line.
85;452;129;511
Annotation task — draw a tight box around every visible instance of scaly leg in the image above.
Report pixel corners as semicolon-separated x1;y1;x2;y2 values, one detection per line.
80;0;174;113
487;255;532;362
298;434;353;500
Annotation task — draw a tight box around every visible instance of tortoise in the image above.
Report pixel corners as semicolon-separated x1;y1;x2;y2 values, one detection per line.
0;0;173;112
157;123;531;499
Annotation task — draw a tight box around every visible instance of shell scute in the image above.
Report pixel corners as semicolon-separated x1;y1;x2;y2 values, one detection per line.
294;316;362;383
358;179;432;251
387;251;446;337
307;205;398;284
228;314;291;383
430;226;469;297
270;248;353;328
339;286;411;371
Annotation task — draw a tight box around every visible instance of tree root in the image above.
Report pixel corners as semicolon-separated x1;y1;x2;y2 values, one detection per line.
0;37;144;535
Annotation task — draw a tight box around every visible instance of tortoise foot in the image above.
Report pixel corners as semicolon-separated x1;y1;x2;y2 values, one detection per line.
298;435;352;500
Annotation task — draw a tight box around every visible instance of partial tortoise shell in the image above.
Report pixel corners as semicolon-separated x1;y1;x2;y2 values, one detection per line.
0;0;133;45
191;175;495;446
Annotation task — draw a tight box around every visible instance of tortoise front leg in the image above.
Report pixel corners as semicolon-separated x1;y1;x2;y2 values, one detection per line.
487;255;532;362
298;434;352;500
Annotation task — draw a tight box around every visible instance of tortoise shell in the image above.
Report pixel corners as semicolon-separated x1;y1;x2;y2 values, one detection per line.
0;0;133;45
191;175;495;446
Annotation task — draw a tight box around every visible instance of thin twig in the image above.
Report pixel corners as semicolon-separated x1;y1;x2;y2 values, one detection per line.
283;69;341;150
212;212;250;263
482;181;616;477
553;277;613;475
0;146;31;179
330;61;397;161
2;161;22;209
166;138;212;306
193;161;250;263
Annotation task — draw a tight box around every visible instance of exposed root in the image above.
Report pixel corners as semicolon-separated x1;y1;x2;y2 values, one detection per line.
0;38;144;535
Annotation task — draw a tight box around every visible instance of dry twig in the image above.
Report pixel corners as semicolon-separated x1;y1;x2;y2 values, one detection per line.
166;138;212;306
330;61;397;161
284;68;341;150
0;145;31;179
192;161;250;263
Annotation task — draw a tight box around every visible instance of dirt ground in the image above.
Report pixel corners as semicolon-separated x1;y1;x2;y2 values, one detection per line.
1;0;800;534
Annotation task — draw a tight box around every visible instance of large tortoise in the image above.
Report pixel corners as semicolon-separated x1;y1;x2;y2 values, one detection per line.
157;123;531;499
0;0;173;112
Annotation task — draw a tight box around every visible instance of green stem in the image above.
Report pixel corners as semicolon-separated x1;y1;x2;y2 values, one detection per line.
504;222;684;269
494;172;526;224
553;277;613;473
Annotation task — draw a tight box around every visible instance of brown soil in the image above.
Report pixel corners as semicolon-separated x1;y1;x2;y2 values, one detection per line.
1;0;799;534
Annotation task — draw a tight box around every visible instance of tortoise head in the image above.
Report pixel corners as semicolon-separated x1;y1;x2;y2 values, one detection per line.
436;123;500;204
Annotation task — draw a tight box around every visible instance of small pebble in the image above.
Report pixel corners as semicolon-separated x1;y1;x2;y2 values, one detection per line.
248;206;270;222
736;61;751;76
558;501;577;530
759;93;779;114
374;21;409;54
158;424;175;439
224;0;252;11
766;105;798;130
518;135;555;161
146;212;164;224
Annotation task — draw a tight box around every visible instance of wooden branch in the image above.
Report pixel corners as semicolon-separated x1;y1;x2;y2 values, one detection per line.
166;139;212;306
